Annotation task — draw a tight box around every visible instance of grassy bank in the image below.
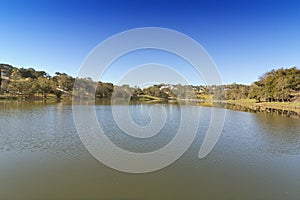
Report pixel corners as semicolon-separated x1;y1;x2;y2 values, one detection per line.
225;99;300;113
0;94;70;101
0;95;18;100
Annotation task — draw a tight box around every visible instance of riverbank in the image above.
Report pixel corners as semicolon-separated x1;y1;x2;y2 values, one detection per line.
224;99;300;114
1;94;300;117
0;94;71;101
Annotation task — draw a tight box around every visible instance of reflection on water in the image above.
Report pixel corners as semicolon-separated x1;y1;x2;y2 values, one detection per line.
253;114;300;156
0;101;82;154
0;101;300;200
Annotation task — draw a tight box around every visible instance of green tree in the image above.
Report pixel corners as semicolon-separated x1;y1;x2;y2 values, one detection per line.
96;82;113;98
250;67;300;102
37;77;54;98
8;78;37;97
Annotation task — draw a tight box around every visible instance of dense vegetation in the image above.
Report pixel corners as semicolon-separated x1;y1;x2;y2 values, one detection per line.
249;67;300;102
216;67;300;102
0;64;74;99
1;63;299;102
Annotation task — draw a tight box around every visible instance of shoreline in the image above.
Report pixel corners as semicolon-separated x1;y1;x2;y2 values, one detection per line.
222;99;300;114
1;95;300;117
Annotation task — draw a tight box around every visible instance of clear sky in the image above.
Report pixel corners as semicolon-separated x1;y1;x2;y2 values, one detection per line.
1;0;300;85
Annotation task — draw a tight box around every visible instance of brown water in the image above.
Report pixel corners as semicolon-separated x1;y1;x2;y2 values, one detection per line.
0;101;300;200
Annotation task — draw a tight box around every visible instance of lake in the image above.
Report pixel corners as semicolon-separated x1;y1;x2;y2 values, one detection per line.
0;101;300;200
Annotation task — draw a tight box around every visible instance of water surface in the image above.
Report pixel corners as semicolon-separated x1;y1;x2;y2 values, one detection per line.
0;101;300;200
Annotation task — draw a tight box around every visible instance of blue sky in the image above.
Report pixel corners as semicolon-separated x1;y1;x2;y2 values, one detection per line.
0;0;299;85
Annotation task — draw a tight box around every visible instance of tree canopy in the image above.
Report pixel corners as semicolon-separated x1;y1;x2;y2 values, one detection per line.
0;63;299;102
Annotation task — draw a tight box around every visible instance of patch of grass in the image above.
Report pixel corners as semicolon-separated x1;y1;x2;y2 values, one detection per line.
225;99;300;113
258;101;300;113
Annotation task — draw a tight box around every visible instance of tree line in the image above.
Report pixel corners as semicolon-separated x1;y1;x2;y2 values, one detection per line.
217;67;299;102
0;64;74;99
1;63;299;102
